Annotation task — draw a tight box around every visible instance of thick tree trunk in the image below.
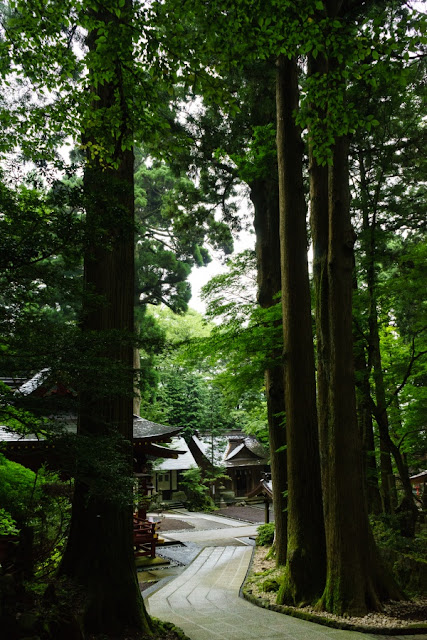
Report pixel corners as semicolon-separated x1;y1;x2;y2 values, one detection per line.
61;156;150;635
59;2;152;636
275;55;325;604
251;177;287;566
264;365;287;564
308;81;330;536
312;133;402;615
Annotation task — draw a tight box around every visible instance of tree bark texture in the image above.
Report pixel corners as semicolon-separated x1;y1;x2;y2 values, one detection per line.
59;2;152;635
311;132;402;615
251;177;287;566
275;55;325;605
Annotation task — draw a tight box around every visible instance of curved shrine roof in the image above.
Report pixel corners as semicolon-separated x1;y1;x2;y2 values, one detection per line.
0;416;181;445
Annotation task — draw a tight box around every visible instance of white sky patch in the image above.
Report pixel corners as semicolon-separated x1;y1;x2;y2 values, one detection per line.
188;225;255;314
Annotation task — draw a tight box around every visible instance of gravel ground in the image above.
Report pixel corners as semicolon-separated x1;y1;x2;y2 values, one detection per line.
150;505;270;530
155;542;201;566
215;504;273;523
155;518;195;532
246;546;427;631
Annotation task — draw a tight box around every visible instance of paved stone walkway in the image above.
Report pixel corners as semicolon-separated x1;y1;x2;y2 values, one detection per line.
151;510;259;547
146;545;425;640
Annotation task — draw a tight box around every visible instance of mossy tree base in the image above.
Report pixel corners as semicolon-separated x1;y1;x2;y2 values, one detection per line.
277;546;325;607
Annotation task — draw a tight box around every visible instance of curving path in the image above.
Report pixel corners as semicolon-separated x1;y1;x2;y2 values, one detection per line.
145;545;423;640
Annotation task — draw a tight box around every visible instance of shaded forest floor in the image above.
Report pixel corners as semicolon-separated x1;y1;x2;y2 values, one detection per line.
245;546;427;633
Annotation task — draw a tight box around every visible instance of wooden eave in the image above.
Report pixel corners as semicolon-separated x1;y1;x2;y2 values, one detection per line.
134;441;186;459
247;479;273;500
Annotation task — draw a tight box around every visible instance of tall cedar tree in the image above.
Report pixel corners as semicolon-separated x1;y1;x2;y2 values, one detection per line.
353;66;424;530
309;1;402;613
358;158;419;532
276;55;325;605
366;216;398;514
164;54;289;561
248;62;287;566
59;1;152;635
252;170;287;567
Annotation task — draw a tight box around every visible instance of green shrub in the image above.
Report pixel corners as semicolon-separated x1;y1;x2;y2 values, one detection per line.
256;522;275;546
370;514;427;597
180;467;215;512
370;514;427;560
0;453;41;524
261;578;280;592
0;508;19;536
0;454;71;579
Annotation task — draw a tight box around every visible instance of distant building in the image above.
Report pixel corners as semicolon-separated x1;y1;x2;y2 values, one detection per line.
0;373;184;475
151;435;212;500
0;417;183;474
410;470;427;501
153;431;270;501
223;434;269;497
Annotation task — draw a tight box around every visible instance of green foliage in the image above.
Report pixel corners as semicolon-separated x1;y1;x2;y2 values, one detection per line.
351;52;427;473
256;522;275;546
0;453;71;579
134;153;233;315
0;453;41;524
0;508;19;536
140;306;242;442
180;251;281;441
55;431;134;506
370;515;426;561
2;0;176;169
148;305;212;344
200;251;282;369
32;480;71;579
179;467;216;512
0;175;83;376
158;0;426;165
155;370;211;440
225;123;276;184
370;515;427;596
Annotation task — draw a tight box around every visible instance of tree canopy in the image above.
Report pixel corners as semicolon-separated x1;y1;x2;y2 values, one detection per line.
0;0;426;636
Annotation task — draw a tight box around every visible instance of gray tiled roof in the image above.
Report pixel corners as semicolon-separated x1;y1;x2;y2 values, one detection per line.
224;436;268;463
152;437;198;471
0;426;41;442
132;417;181;440
0;416;181;444
152;436;210;471
410;470;427;482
